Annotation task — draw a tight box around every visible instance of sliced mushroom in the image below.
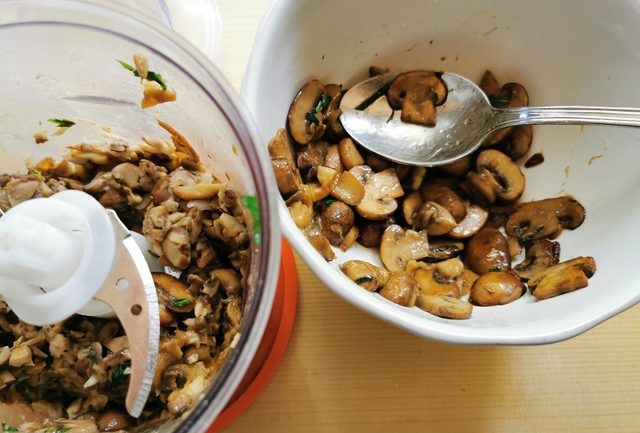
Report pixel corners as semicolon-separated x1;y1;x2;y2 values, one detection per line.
304;219;336;261
466;149;525;203
162;227;191;269
317;166;339;191
357;220;386;248
97;410;130;432
330;171;365;205
152;273;196;313
426;239;465;261
416;294;473;319
484;82;530;145
387;71;448;127
380;224;430;272
320;201;355;246
339;225;359;251
211;269;242;295
379;271;419;307
421;182;466;222
513;239;560;280
288;80;329;145
439;157;471;177
289;201;313;229
449;203;489;239
402;191;423;226
324;144;344;173
505;196;586;243
341;260;389;292
173;183;222;200
271;158;301;197
324;84;347;142
413;201;457;235
366;152;392;172
469;271;524;306
338;137;365;170
528;256;596;300
411;260;461;298
356;169;404;220
457;268;479;297
297;141;329;181
465;227;511;274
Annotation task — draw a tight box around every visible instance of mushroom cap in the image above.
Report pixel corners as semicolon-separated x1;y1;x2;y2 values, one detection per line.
387;70;448;109
469;271;524;306
475;149;525;202
528;256;596;300
379;271;419;307
320;201;355;246
505;196;586;242
421;181;467;222
465;227;511;274
414;201;457;235
513;239;560;280
356;169;404;220
341;260;389;292
416;294;473;320
380;224;430;272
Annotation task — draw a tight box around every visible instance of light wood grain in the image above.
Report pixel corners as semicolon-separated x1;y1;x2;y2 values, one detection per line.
216;1;640;431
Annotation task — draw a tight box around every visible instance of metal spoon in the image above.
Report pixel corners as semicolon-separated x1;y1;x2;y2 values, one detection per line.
339;71;640;166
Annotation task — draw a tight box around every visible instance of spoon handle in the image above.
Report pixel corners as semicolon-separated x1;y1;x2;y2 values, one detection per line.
491;106;640;130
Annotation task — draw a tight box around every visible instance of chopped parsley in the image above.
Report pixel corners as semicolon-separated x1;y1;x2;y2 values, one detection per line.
488;95;511;108
54;426;70;433
171;298;192;308
111;360;131;387
354;276;373;285
47;118;75;128
322;198;337;206
117;60;167;90
386;110;395;123
305;93;331;123
2;423;17;433
488;266;504;272
518;225;545;245
355;82;391;111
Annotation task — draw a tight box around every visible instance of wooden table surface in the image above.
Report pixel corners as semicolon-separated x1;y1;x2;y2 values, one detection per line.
216;1;640;431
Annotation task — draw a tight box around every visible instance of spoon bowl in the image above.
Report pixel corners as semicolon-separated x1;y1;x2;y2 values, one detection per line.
340;71;640;166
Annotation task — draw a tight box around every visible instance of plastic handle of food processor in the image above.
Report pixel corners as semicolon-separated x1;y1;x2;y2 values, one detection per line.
0;190;117;325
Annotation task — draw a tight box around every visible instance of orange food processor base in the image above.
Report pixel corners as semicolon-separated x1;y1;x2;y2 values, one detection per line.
207;239;298;432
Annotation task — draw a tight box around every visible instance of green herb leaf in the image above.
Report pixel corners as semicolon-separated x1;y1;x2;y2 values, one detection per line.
355;82;391;111
518;225;545;245
322;198;337;206
47;118;75;128
488;266;503;272
2;423;18;433
488;95;511;108
171;298;192;308
241;195;261;246
117;59;136;72
117;60;167;90
111;360;131;387
386;110;395;123
305;92;331;123
354;276;373;285
54;426;70;433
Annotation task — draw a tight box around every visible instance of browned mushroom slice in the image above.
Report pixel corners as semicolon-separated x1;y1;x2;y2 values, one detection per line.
421;181;467;222
457;268;479;297
317;166;339;192
513;239;560;280
402;191;423;226
379;271;419;307
324;144;344;173
469;271;524;306
380;224;430;272
387;70;448;109
304;219;336;261
465;227;511;274
448;203;489;239
411;259;462;298
528;256;596;300
399;86;438;126
330;171;365;205
500;125;533;160
152;273;195;313
339;225;359;251
319;201;355;246
297;141;329;182
341;260;389;292
417;294;473;320
366;152;392;172
268;128;296;164
413;201;457;235
505;196;586;243
466;149;525;203
270;149;300;197
356;169;404;220
439;157;472;177
324;84;347;142
409;166;427;191
426;239;465;261
288;201;313;229
288;80;330;145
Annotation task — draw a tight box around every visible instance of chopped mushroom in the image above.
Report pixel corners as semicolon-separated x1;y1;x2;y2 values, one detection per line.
413;201;457;235
288;80;329;145
379;272;419;307
505;196;586;242
153;273;196;313
304;219;336;261
410;260;461;298
421;182;467;222
425;240;465;262
513;239;560;280
528;256;596;300
320;201;355;246
341;260;389;291
448;203;489;239
387;70;448;126
338;138;365;170
289;201;313;229
330;170;365;205
417;295;473;320
380;225;430;272
356;169;404;220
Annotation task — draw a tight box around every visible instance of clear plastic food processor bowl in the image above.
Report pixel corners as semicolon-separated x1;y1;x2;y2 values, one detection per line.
0;1;280;431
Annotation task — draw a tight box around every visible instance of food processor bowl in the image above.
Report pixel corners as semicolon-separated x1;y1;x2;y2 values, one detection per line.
0;0;280;431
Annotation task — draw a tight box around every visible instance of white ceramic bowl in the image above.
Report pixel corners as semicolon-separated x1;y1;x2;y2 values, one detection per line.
242;0;640;344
